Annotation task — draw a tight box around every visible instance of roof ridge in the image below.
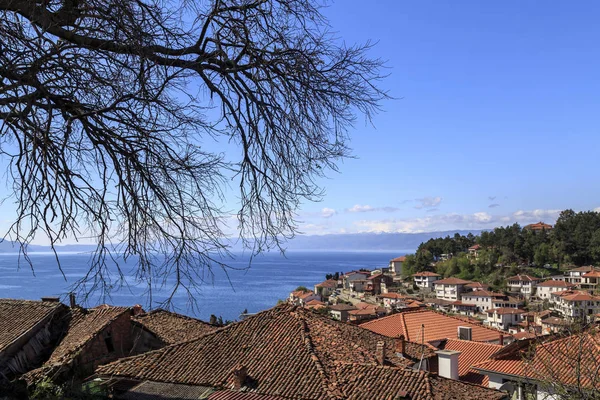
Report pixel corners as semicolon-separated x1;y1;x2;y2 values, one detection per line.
292;311;343;400
400;312;409;342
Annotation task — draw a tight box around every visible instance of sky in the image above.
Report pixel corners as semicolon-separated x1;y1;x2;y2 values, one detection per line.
294;0;600;235
1;1;600;245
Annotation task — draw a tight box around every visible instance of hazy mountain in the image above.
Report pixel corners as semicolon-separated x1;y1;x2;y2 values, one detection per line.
281;231;482;252
0;230;482;254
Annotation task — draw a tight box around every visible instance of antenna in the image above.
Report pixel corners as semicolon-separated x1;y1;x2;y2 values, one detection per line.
418;324;425;370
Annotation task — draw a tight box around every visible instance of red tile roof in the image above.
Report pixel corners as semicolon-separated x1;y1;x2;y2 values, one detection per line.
524;222;553;231
133;309;216;345
475;332;600;390
329;304;356;311
378;293;412;299
537;280;577;288
439;339;502;385
552;289;600;301
582;271;600;278
413;271;441;277
0;299;65;353
97;304;440;399
315;279;338;288
360;309;503;343
465;282;489;289
462;290;505;298
468;244;481;251
24;306;131;384
434;277;472;285
506;274;541;282
568;265;597;272
391;256;406;262
209;392;286;400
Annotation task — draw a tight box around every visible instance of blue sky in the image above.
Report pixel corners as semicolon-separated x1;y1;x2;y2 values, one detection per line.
2;1;600;245
294;0;600;235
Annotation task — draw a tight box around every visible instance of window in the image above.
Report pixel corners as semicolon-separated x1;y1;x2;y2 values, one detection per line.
104;331;115;353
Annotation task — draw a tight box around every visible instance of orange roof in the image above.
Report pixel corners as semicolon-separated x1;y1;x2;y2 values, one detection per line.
568;265;597;272
315;279;338;288
412;271;441;277
524;221;553;230
475;332;600;389
434;277;472;285
537;280;576;288
391;256;407;262
360;309;503;343
583;270;600;278
487;308;526;315
440;339;502;385
506;274;540;282
468;244;481;251
465;282;489;289
552;290;600;301
462;290;505;298
378;293;411;299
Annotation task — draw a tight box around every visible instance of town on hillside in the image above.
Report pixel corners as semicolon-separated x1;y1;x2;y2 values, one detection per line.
2;219;600;400
287;218;600;400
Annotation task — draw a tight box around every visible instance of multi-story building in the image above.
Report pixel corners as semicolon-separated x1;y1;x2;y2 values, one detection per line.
550;289;600;321
342;270;371;291
565;265;598;285
460;290;510;312
389;256;406;276
485;308;526;331
581;269;600;291
412;271;441;290
506;274;541;298
434;277;471;301
535;280;577;300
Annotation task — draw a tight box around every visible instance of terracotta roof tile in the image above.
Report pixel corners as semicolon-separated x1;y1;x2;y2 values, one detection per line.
434;278;472;285
475;332;600;390
391;256;406;262
0;299;64;352
506;274;541;282
537;280;577;288
360;309;503;343
97;304;438;399
465;282;489;289
24;306;131;383
134;309;216;345
568;265;598;272
314;279;338;288
413;272;441;277
438;339;502;385
552;290;600;301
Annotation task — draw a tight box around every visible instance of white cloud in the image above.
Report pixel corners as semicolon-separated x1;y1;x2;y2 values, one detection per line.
320;208;337;218
348;204;375;213
414;196;443;210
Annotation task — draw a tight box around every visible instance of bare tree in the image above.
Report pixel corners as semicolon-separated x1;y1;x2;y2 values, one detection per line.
0;0;387;305
525;322;600;400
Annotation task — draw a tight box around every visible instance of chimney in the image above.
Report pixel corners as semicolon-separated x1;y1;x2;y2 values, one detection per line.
499;334;504;346
435;350;461;380
133;304;144;316
457;326;472;341
376;341;386;366
231;364;247;390
395;335;406;356
69;292;77;308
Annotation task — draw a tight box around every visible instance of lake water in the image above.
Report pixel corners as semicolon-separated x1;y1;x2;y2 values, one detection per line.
0;251;405;321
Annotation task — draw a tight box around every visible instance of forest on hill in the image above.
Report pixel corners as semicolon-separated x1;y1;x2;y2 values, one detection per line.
402;209;600;288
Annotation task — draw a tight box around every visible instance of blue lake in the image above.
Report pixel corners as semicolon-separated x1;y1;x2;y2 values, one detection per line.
0;251;405;321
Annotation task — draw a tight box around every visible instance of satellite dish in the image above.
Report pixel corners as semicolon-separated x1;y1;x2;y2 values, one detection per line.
498;381;516;394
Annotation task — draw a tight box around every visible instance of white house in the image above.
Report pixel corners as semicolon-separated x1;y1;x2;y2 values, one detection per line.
506;274;541;298
377;292;413;309
412;271;441;290
389;256;406;276
485;308;526;331
550;289;600;321
581;270;600;291
434;277;471;301
465;282;490;292
314;279;338;298
289;290;320;306
565;265;598;285
460;290;509;312
342;271;371;290
536;280;577;300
